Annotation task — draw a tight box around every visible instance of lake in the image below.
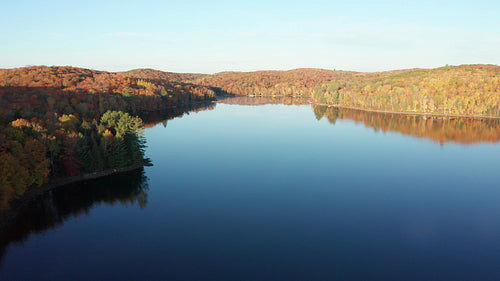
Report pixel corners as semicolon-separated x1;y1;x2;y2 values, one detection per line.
1;99;499;280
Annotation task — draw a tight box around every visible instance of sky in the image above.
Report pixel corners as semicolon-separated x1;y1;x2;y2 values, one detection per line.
1;0;499;73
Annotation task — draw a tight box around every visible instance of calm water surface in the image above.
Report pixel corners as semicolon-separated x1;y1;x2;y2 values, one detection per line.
1;102;499;280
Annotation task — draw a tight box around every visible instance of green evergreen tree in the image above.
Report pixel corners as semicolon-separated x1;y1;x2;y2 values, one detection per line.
90;136;104;171
76;133;91;172
113;133;129;167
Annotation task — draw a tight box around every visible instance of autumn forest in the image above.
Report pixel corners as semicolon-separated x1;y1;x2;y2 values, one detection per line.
0;64;499;209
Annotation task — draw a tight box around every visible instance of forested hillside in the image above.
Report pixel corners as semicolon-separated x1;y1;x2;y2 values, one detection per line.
123;68;208;83
194;64;500;117
1;64;499;209
196;68;356;96
0;66;215;117
313;65;500;116
0;66;215;209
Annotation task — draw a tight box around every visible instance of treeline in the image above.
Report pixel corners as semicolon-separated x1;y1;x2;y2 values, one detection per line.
312;64;500;116
196;68;356;97
195;64;500;117
0;66;215;209
1;64;499;208
313;105;500;144
0;66;216;118
123;68;207;83
0;110;147;209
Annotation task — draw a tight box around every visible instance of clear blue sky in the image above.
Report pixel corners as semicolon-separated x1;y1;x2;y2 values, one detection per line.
1;0;498;73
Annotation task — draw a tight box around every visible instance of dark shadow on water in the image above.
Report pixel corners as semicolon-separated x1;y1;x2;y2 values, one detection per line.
140;101;216;128
0;168;149;269
0;101;221;271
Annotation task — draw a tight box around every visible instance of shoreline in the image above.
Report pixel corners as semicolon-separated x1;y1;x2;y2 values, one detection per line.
222;94;500;119
2;97;498;229
0;160;152;230
0;99;215;229
314;103;500;119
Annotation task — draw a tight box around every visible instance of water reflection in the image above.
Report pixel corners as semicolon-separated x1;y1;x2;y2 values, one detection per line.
313;105;500;144
0;169;148;267
0;102;217;262
215;97;500;144
140;101;216;128
217;95;311;106
1;101;499;280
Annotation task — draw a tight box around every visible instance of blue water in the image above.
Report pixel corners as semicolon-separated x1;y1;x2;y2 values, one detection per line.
1;103;499;280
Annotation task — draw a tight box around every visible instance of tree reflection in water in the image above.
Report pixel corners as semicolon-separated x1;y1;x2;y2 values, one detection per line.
215;97;500;144
141;101;216;128
1;99;499;276
0;102;216;268
0;168;148;266
313;105;500;144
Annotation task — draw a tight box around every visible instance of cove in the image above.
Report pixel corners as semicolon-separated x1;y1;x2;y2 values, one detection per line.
1;99;499;281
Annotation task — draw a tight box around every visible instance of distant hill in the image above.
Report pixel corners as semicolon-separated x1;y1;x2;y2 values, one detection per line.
122;68;208;83
1;64;499;117
313;64;500;117
0;66;216;114
195;68;357;96
191;64;500;117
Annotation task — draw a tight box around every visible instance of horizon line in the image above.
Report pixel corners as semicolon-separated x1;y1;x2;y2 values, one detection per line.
1;63;498;75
